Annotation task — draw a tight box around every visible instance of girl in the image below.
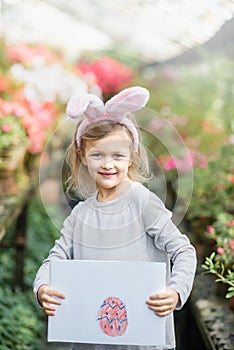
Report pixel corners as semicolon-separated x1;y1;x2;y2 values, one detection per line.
34;86;196;350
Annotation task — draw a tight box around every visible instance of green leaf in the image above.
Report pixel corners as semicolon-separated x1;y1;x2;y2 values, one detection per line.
201;264;209;270
210;252;216;260
225;291;234;298
215;278;224;283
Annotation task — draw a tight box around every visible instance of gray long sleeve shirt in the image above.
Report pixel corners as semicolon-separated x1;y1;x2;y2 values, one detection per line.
33;182;196;350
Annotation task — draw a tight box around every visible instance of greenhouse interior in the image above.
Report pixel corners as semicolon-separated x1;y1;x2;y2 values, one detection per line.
0;0;234;349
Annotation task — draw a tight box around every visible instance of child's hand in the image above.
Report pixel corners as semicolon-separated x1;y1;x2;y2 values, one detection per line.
146;287;179;317
37;284;65;316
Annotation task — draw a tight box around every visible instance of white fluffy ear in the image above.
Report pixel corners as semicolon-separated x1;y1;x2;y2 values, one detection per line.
105;86;150;119
66;93;104;120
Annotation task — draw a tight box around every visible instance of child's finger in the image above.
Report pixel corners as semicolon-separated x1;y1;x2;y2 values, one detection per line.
45;307;56;317
47;288;65;300
43;302;56;312
149;291;170;300
147;287;179;305
146;294;170;306
47;311;55;316
147;302;173;316
42;300;61;317
146;298;171;308
44;295;63;306
39;285;65;299
154;308;172;317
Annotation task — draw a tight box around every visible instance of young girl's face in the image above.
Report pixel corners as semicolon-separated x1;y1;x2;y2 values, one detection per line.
82;128;133;200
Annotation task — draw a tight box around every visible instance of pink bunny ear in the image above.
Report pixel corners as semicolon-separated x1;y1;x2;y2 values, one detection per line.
66;93;104;120
105;86;150;119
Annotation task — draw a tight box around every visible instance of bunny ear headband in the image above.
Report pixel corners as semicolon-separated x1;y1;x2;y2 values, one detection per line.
66;86;150;152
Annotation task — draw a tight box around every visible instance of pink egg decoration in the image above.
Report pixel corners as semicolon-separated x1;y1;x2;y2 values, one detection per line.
97;296;128;337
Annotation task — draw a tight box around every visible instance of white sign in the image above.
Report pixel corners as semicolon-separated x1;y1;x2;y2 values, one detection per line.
48;260;166;346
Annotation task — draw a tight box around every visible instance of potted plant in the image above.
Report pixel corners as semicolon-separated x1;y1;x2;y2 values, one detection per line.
202;213;234;309
202;254;234;310
187;144;234;258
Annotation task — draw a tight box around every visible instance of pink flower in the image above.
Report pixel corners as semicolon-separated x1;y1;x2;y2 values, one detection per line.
163;156;177;171
161;154;193;172
169;114;188;126
231;176;234;185
226;220;234;227
1;124;12;132
76;57;133;97
149;118;164;131
217;247;225;255
6;44;56;65
189;150;208;169
0;91;57;155
177;154;193;172
206;225;215;233
231;239;234;250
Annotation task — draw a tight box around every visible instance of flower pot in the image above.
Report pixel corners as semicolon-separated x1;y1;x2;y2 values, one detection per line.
229;296;234;312
215;283;228;298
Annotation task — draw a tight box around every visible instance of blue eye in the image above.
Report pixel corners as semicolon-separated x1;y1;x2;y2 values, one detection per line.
113;154;123;158
91;153;102;158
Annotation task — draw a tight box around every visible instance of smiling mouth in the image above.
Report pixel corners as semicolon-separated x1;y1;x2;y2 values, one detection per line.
98;172;117;176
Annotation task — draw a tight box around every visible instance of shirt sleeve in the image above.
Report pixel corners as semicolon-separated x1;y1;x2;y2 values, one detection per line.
144;191;197;309
33;204;79;301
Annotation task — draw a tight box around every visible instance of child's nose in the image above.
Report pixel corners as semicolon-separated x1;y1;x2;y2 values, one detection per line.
102;157;114;169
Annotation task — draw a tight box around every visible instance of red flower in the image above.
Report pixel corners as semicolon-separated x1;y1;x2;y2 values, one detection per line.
162;156;177;171
217;247;225;255
76;57;133;98
1;124;11;132
231;239;234;250
226;220;234;227
207;225;215;233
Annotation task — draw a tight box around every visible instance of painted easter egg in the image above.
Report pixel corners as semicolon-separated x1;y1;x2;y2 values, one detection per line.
97;296;128;337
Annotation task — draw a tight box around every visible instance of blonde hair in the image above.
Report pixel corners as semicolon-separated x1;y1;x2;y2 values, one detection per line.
65;113;151;199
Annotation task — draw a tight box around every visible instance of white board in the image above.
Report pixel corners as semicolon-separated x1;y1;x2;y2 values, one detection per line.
48;260;166;346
